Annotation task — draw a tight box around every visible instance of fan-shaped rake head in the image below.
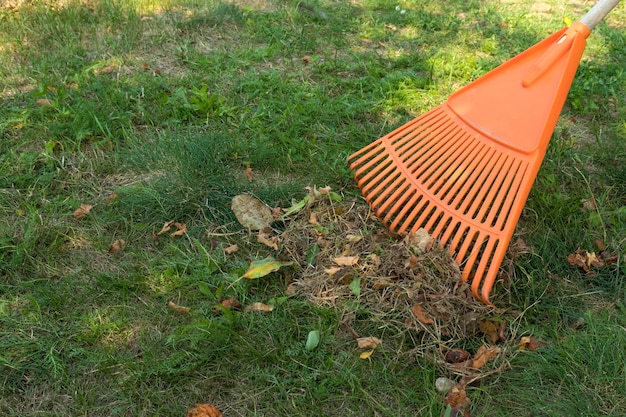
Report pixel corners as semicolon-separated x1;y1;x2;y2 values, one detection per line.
349;104;538;306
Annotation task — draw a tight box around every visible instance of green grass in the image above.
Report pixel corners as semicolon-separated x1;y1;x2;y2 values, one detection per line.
1;0;625;415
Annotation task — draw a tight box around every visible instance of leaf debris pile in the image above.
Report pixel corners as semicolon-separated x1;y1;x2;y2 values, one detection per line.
249;187;496;345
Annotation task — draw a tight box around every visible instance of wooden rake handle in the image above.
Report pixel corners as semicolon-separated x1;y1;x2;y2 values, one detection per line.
523;0;621;87
580;0;622;30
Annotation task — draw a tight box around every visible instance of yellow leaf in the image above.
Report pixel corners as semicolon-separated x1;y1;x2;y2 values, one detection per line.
242;257;292;279
360;350;374;359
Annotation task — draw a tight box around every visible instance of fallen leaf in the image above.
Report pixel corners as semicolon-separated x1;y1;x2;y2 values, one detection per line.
309;212;320;226
478;319;500;344
471;345;501;369
94;64;116;74
167;300;191;314
243;166;253;180
404;228;434;253
242;256;292;279
346;234;363;242
257;231;279;250
305;330;320;351
73;204;93;219
104;193;118;205
333;256;359;266
302;55;311;64
157;221;175;236
171;222;187;236
443;383;472;417
245;302;274;312
224;244;239;254
324;266;342;276
519;336;544;351
215;297;240;312
359;350;374;359
108;239;126;253
412;304;434;325
186;403;223;417
357;336;382;350
568;249;604;272
445;349;471;364
36;98;52;106
231;194;274;230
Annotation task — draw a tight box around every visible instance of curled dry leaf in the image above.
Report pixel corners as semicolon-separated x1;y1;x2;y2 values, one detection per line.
567;249;603;272
108;239;126;254
445;349;471;364
404;228;434;253
324;266;342;276
167;300;191;314
231;194;274;230
36;98;52;106
257;231;279;250
478;319;501;344
519;336;544;351
333;256;359;266
224;244;239;254
186;403;223;417
243;166;253;180
357;336;382;350
411;304;434;325
157;221;174;236
443;384;472;417
171;222;187;236
471;345;501;369
73;204;93;219
216;297;241;312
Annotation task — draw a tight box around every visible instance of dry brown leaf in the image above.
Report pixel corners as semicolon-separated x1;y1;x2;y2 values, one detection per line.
309;212;320;226
443;383;472;417
243;166;253;180
257;232;279;250
568;249;604;272
324;266;342;276
216;298;240;312
404;228;434;253
346;234;363;242
471;345;501;369
157;221;175;236
171;222;187;237
104;193;118;205
333;256;359;266
73;204;93;219
519;336;544;351
478;319;500;344
244;302;274;312
186;403;223;417
356;336;382;350
301;55;311;64
108;239;126;254
411;304;434;325
445;349;471;364
36;98;52;106
224;244;239;254
94;64;116;75
231;194;274;230
167;300;191;314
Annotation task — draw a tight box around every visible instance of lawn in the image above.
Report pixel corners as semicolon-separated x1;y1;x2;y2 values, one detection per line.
1;0;625;416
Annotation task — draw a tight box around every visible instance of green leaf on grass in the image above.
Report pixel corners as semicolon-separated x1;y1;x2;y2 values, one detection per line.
349;278;361;297
305;330;321;351
242;256;292;279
